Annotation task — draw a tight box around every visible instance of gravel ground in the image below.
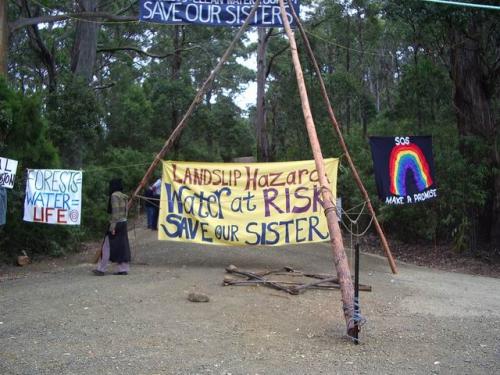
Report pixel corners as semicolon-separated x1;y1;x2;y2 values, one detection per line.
1;226;499;375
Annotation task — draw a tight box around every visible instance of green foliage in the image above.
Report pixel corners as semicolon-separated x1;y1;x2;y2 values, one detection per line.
0;79;74;262
209;96;255;161
392;57;451;127
80;147;154;237
107;85;153;150
3;0;499;262
47;76;104;168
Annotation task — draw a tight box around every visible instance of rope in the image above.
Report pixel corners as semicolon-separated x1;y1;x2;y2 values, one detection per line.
82;162;152;173
303;17;466;58
344;201;366;225
346;297;367;344
341;214;374;238
343;200;369;214
135;194;161;209
423;0;500;11
304;30;388;58
338;199;375;238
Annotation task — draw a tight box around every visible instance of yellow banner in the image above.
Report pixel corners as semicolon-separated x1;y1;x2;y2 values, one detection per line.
158;159;338;246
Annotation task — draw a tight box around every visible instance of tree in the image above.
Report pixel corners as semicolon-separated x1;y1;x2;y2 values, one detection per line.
0;77;63;260
255;27;271;161
386;0;500;249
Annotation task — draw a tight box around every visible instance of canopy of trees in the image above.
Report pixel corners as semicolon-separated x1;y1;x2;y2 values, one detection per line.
0;0;498;261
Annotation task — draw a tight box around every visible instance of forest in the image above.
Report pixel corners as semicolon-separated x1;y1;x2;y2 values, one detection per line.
0;0;499;262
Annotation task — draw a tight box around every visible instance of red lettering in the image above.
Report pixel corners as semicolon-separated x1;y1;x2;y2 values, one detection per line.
245;167;259;190
57;209;67;223
33;207;44;222
172;164;182;183
45;207;54;221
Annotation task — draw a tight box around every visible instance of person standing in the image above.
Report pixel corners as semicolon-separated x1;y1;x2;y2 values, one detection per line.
144;186;156;229
0;187;7;227
93;178;131;276
150;178;161;231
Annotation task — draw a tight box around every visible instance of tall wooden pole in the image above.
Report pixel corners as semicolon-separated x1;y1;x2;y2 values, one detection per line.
127;0;261;210
0;0;8;76
278;0;355;334
288;3;397;274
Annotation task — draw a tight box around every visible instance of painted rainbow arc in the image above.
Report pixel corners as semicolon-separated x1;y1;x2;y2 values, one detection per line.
389;144;433;196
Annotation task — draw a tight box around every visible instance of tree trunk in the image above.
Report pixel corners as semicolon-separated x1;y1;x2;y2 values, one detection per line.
0;0;8;76
71;0;98;82
270;101;281;159
170;25;183;154
492;139;500;249
449;21;499;249
450;39;494;140
171;25;183;125
256;27;270;161
19;0;57;92
413;47;423;130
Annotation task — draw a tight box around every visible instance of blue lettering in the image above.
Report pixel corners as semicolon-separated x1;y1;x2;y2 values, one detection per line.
200;222;213;243
265;222;279;245
295;217;307;242
245;222;260;245
309;216;328;240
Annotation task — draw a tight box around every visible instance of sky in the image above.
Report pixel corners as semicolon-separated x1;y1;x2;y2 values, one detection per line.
230;3;315;111
234;69;258;111
234;30;258;111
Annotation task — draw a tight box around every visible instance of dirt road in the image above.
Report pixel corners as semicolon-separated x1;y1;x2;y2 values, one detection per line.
1;226;499;374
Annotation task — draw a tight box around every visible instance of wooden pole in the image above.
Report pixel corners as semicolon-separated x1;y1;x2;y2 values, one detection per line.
278;0;355;335
288;3;397;274
127;0;261;210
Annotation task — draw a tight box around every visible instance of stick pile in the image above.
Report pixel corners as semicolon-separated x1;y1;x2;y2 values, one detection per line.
223;265;372;295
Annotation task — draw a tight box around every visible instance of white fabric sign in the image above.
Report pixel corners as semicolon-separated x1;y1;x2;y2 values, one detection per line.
0;157;18;189
23;169;83;225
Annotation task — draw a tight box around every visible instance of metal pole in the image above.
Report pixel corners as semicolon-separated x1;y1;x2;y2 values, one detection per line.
353;242;360;344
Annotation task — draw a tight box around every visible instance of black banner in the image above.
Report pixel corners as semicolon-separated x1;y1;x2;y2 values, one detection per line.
369;136;437;205
140;0;300;28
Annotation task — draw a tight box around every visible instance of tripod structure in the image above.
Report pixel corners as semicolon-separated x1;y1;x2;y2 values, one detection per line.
129;0;398;337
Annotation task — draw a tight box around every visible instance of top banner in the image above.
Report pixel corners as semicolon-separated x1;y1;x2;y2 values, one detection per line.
159;159;338;246
0;157;18;189
369;136;437;205
140;0;300;28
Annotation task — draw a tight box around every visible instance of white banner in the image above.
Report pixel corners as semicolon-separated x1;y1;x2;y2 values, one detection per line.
23;169;83;225
0;157;18;189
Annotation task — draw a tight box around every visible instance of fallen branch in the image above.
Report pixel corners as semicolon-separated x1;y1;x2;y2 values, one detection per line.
225;265;293;293
223;265;372;295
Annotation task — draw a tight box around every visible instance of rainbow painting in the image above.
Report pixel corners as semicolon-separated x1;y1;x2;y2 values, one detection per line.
389;144;433;196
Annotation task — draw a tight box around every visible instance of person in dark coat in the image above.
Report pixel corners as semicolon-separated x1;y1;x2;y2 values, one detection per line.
150;178;161;230
93;178;131;276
